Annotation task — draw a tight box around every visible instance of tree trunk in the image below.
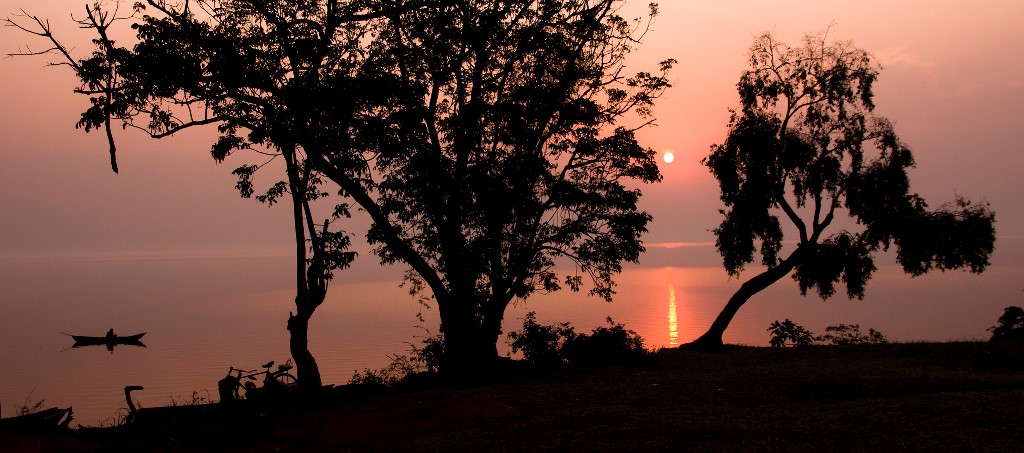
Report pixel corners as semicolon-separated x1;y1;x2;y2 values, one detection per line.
439;296;499;380
282;144;325;394
287;310;322;393
479;296;512;360
687;248;805;351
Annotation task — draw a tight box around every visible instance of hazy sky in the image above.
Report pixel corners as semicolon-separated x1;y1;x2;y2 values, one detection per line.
1;0;1022;269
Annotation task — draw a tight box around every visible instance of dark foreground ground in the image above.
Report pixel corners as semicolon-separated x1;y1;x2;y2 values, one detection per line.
3;342;1023;452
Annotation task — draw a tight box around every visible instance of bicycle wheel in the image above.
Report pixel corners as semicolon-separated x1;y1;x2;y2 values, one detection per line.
275;373;297;388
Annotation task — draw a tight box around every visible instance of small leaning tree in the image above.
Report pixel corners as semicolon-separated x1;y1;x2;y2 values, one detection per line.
689;30;996;349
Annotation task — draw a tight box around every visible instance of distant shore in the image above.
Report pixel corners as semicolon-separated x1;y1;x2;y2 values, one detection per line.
3;341;1023;451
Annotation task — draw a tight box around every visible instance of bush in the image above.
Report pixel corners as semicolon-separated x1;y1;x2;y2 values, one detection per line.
562;317;649;367
816;324;888;345
508;311;576;369
410;333;445;374
348;354;420;387
507;314;649;369
989;306;1024;342
348;333;444;387
768;319;815;347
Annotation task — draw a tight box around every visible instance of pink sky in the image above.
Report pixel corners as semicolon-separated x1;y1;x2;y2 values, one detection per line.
1;0;1021;267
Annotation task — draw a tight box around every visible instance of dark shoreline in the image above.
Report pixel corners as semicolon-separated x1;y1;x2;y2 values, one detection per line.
4;341;1023;451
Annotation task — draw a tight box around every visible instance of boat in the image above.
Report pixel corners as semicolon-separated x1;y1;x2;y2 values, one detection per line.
66;332;146;346
0;406;73;432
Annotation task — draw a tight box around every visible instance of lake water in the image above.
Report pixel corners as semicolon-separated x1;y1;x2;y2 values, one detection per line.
2;239;1021;426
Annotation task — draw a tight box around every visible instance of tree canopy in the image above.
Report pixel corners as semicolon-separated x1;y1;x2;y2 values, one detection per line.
690;29;996;349
309;0;671;370
989;306;1024;342
11;0;671;375
6;0;374;390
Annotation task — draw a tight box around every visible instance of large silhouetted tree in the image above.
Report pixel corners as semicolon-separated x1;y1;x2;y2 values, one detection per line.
4;0;388;391
10;0;671;377
306;1;670;373
689;30;995;350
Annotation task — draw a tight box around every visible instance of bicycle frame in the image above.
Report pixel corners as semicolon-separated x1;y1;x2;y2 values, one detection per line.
220;359;297;403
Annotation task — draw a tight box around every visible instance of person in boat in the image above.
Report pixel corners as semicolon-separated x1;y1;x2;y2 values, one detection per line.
106;328;117;340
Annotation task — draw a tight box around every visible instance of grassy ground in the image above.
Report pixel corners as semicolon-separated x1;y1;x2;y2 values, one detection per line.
3;341;1023;451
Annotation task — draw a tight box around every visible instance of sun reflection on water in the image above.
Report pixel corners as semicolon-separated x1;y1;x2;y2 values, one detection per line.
668;284;678;346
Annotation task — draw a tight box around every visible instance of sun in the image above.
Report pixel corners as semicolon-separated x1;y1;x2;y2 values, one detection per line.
663;150;675;164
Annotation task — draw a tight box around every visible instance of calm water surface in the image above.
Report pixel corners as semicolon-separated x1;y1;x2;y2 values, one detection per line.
2;241;1021;426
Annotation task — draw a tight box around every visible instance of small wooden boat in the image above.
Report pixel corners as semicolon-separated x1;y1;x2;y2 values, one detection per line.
0;406;73;432
66;332;146;346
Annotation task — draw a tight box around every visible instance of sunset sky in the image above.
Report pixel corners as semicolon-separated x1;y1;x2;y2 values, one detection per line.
1;0;1021;275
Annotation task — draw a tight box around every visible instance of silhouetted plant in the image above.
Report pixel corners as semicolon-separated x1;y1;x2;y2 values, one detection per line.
168;390;210;407
768;319;815;347
562;317;649;367
16;0;673;378
331;1;671;374
13;391;45;416
348;333;445;388
816;324;888;345
5;1;367;391
989;306;1024;342
690;27;995;350
409;333;446;375
504;315;650;369
348;355;420;388
507;312;576;370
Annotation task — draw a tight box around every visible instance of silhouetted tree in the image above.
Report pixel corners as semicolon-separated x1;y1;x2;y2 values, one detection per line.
10;0;670;378
689;30;996;350
4;0;397;391
306;1;670;374
989;306;1024;342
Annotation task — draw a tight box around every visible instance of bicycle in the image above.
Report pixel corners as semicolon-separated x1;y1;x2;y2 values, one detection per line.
218;359;297;403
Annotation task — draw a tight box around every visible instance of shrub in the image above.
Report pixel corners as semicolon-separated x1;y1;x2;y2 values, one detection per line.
506;314;649;368
14;391;46;416
348;354;420;387
768;319;815;347
507;311;576;369
989;306;1024;342
348;333;444;387
816;324;888;345
409;333;445;374
562;317;649;367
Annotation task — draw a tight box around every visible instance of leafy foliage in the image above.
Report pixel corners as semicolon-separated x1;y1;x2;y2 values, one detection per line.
313;1;671;368
508;311;576;369
694;28;995;347
355;2;670;297
768;319;815;347
7;0;371;391
18;1;668;371
348;355;421;388
768;320;887;347
989;306;1024;342
348;333;446;388
816;324;888;346
28;0;670;372
507;313;649;369
563;317;650;367
707;29;994;291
